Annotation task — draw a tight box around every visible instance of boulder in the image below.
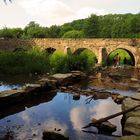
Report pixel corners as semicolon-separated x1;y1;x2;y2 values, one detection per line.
114;95;126;104
38;78;58;89
91;118;116;134
122;98;140;118
50;71;86;86
0;89;26;106
42;131;69;140
130;78;138;82
123;117;140;135
98;121;116;134
137;88;140;93
131;93;140;100
119;135;140;140
0;89;25;98
122;94;140;135
50;73;73;86
73;94;80;100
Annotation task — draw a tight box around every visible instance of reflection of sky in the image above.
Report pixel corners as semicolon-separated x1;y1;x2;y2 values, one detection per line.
0;92;118;140
0;84;20;92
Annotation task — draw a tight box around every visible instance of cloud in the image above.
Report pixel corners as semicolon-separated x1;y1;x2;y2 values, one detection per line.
70;106;89;130
20;0;74;17
19;0;107;26
76;7;107;18
89;98;122;135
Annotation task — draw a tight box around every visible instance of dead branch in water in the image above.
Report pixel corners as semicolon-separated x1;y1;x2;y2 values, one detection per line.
82;104;140;129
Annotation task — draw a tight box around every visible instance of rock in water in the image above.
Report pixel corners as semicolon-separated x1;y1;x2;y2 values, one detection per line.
42;131;69;140
91;118;116;134
73;94;80;100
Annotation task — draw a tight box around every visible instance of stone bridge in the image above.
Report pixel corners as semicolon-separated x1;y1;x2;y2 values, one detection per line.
0;38;140;67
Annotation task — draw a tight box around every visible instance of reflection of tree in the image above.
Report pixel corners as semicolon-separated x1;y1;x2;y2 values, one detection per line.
0;91;57;119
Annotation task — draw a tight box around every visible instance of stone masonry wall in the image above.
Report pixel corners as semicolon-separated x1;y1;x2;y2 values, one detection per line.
0;38;140;66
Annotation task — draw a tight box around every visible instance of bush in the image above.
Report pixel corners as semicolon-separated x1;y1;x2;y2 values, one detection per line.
0;48;97;75
0;48;50;75
49;51;67;73
49;49;96;73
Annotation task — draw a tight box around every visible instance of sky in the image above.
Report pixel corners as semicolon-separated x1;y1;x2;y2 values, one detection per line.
0;0;140;28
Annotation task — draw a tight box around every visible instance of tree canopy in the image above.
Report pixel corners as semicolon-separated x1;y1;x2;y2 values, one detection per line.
0;14;140;38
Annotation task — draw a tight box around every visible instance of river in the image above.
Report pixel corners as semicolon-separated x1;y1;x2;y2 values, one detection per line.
0;67;139;140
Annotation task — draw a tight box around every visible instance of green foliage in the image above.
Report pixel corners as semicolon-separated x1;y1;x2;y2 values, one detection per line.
107;49;133;65
0;14;140;38
84;14;99;38
0;48;50;75
47;25;61;38
49;49;97;73
0;27;23;39
62;30;84;38
23;21;48;38
49;51;67;73
24;26;48;38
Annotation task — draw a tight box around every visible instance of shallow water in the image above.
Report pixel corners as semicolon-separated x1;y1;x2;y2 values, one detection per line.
0;67;139;140
0;92;120;140
0;84;20;92
0;75;39;92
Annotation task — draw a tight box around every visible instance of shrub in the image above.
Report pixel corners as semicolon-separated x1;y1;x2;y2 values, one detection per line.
0;48;97;75
0;48;49;75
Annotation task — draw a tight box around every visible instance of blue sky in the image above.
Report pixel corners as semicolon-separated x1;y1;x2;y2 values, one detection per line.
0;0;140;28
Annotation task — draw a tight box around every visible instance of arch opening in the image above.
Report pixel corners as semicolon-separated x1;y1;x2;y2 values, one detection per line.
73;48;98;64
107;48;135;66
45;48;56;55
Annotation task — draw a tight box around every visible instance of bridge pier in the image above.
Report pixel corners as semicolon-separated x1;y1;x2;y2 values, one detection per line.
98;47;108;65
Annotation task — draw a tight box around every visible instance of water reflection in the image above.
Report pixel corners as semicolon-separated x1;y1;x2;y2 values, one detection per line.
0;84;20;92
89;98;122;135
0;75;39;92
0;92;119;140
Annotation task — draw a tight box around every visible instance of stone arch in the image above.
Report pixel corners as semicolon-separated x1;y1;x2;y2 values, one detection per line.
107;48;135;66
73;48;98;63
73;48;87;55
45;47;56;54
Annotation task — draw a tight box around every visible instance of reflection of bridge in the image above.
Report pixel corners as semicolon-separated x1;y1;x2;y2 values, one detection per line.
0;38;140;67
33;39;140;67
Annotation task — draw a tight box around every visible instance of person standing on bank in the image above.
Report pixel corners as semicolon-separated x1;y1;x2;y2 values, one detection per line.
113;53;120;66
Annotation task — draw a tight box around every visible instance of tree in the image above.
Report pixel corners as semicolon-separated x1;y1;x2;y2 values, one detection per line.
47;25;61;38
23;21;48;38
84;14;99;38
62;30;84;38
0;27;23;39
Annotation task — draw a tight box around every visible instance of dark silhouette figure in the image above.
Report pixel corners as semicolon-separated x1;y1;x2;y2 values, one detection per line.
123;57;127;65
113;53;120;66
